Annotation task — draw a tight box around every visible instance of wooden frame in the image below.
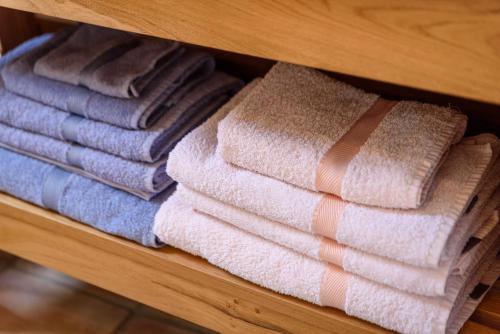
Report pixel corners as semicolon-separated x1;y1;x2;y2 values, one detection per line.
1;0;500;105
0;6;39;53
0;2;498;333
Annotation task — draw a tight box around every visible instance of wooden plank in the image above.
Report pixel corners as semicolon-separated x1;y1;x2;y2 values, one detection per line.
460;321;500;334
0;6;39;53
0;251;14;272
0;193;387;334
0;265;128;333
0;1;499;105
472;286;500;330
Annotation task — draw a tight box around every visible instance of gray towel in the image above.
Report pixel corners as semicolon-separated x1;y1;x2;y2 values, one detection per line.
34;24;181;98
0;71;243;162
0;122;172;199
1;31;215;129
0;146;170;247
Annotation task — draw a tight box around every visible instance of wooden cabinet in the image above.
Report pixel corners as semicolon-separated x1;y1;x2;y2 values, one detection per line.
0;2;498;333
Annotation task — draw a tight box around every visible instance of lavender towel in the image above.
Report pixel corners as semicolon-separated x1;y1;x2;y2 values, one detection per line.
34;24;181;98
0;122;171;199
0;146;170;247
1;31;215;129
0;72;243;162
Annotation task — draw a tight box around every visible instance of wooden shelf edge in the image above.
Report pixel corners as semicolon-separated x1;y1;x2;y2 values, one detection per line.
0;193;389;334
1;1;500;106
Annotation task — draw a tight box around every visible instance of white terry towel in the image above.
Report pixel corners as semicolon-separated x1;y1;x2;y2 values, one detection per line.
446;257;500;334
178;183;500;297
167;81;499;268
217;63;468;209
153;192;500;334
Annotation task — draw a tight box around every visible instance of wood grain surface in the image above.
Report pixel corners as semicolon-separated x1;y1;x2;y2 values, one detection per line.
0;0;499;105
0;6;39;53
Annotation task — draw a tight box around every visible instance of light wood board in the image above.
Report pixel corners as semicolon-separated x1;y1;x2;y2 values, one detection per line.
0;1;499;105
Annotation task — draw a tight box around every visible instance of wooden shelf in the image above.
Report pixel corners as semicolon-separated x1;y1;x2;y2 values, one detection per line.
0;1;499;106
0;2;499;333
0;193;498;334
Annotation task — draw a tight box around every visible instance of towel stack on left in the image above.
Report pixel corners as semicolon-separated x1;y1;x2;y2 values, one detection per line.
0;26;242;245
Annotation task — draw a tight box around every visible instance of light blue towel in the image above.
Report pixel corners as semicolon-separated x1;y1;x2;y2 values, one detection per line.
0;121;172;199
0;71;243;162
1;31;215;129
0;146;169;247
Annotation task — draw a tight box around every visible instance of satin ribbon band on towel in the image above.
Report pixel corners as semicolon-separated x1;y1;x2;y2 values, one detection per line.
66;93;90;117
312;194;348;239
66;144;85;169
41;167;72;211
319;239;346;267
61;114;84;142
320;265;351;309
315;98;398;196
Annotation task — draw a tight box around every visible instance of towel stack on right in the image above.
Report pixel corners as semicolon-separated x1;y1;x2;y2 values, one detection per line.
155;62;500;334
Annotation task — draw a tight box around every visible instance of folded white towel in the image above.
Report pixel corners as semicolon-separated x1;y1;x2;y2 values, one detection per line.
167;81;499;268
447;258;500;334
154;192;500;334
179;183;500;297
217;63;467;208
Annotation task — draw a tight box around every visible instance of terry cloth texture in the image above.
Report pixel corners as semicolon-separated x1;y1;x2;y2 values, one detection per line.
34;24;181;98
1;30;215;129
167;81;499;268
0;122;171;199
217;62;467;208
0;71;243;162
0;146;169;247
178;183;500;297
153;191;500;334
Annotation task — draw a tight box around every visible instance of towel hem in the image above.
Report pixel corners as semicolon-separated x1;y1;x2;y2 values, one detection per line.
409;113;468;208
424;143;492;267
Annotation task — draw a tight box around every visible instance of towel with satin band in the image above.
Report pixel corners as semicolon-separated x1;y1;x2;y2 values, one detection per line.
217;62;467;209
167;81;499;268
0;121;171;199
33;24;181;98
179;183;500;297
1;30;215;129
154;191;500;334
0;71;243;163
0;146;168;247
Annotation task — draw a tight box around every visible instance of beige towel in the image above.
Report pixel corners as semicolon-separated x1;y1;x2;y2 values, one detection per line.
217;63;467;208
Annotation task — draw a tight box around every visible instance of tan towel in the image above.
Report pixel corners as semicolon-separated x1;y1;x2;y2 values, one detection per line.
217;62;467;209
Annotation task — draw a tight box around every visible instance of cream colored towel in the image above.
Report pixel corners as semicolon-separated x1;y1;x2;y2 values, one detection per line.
217;63;467;209
179;183;500;297
167;81;498;268
154;192;500;334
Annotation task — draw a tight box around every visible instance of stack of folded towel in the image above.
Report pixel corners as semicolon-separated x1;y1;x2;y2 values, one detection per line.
0;24;243;199
0;26;242;244
155;63;500;334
